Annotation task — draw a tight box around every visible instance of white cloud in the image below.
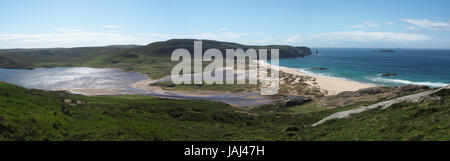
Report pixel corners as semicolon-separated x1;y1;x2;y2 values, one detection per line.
284;31;430;45
0;31;248;48
348;25;366;28
141;32;246;41
217;27;231;31
313;31;429;42
401;19;450;31
102;25;120;28
405;26;420;31
254;37;276;44
364;21;380;27
53;28;83;32
385;21;395;25
284;35;303;43
0;32;152;48
348;21;380;28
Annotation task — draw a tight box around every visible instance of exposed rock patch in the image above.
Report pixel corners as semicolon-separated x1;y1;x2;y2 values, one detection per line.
278;95;312;107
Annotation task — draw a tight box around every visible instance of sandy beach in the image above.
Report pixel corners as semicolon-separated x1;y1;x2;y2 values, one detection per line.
132;63;377;97
255;60;376;95
277;66;377;95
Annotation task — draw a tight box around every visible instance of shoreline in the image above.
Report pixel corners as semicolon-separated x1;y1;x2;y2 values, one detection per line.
260;61;377;95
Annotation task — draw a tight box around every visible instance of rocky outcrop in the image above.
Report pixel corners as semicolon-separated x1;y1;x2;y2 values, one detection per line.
380;73;397;77
397;84;430;93
337;87;383;98
310;67;328;70
376;49;395;53
278;95;312;107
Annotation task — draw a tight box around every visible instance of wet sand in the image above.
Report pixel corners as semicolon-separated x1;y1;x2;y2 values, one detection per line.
130;77;277;107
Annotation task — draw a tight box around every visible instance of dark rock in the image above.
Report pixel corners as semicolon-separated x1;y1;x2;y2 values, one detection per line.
165;84;176;87
337;91;354;98
278;95;312;107
398;85;430;93
310;67;328;70
284;126;300;132
376;49;395;53
433;88;450;97
380;73;397;77
415;95;444;103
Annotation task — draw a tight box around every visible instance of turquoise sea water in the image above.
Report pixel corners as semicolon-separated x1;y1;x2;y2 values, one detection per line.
273;48;450;87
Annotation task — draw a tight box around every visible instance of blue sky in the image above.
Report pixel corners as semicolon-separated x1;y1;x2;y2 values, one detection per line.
1;0;450;49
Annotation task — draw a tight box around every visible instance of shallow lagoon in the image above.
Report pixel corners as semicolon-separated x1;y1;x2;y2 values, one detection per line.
0;67;148;92
0;67;275;106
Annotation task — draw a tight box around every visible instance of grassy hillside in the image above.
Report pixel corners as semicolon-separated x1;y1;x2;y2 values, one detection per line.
128;39;311;58
0;82;448;141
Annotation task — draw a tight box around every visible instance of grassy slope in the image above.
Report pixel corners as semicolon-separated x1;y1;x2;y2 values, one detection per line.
1;82;448;141
0;82;292;141
299;100;450;141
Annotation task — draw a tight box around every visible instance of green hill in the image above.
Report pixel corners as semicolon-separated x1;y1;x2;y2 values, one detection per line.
0;82;448;141
126;39;311;58
0;39;311;79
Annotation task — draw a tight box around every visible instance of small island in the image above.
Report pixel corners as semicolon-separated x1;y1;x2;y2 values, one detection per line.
380;73;397;77
376;49;395;53
310;67;328;70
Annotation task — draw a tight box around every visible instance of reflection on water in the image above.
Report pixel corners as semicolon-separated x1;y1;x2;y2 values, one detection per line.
0;67;148;91
0;67;276;106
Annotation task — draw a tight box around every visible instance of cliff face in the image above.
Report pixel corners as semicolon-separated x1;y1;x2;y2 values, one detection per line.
130;39;312;59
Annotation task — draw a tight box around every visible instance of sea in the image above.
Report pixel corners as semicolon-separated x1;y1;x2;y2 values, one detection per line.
272;48;450;88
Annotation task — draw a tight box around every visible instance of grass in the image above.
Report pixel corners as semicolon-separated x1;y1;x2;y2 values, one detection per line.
0;81;294;141
296;98;450;141
150;71;327;96
150;81;260;93
0;81;449;140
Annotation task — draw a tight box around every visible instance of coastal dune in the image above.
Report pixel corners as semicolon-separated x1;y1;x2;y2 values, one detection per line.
279;66;377;95
256;60;376;95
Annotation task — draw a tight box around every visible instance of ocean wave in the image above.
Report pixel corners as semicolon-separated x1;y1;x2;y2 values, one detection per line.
296;68;336;78
370;77;448;87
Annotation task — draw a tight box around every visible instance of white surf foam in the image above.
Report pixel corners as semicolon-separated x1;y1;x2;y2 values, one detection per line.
370;77;448;87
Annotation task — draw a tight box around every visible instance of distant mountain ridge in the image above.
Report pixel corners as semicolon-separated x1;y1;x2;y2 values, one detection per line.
126;39;312;58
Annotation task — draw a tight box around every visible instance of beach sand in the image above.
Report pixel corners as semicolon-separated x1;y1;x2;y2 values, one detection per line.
132;63;377;96
277;66;377;95
68;89;121;96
